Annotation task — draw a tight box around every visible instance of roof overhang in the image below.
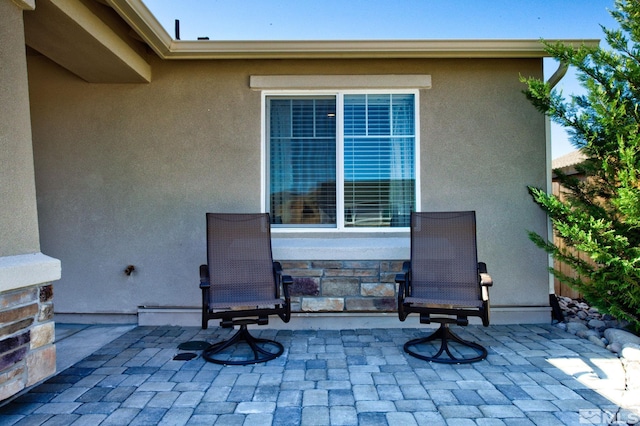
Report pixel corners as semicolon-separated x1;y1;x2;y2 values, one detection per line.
107;0;599;60
24;0;151;83
22;0;600;84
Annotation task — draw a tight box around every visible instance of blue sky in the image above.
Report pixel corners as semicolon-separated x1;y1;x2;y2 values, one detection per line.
143;0;619;159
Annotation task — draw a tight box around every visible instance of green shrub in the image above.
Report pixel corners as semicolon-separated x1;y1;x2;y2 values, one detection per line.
522;0;640;331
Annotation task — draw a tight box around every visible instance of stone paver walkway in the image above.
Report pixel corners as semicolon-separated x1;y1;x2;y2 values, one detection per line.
1;324;639;425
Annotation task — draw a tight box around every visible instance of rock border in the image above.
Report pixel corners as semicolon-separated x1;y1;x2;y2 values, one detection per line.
553;295;640;391
554;296;640;352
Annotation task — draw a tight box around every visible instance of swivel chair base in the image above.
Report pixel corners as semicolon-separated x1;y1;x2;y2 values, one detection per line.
404;323;487;364
202;321;284;365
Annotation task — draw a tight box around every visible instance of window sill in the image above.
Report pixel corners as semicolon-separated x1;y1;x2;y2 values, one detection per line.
271;235;410;261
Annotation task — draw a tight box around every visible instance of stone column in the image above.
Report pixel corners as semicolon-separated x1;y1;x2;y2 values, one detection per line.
0;0;61;402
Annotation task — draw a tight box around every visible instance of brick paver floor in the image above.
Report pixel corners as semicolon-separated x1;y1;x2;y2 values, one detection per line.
1;324;639;425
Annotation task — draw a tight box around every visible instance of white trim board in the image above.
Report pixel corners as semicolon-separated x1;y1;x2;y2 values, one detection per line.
0;253;61;292
137;306;551;328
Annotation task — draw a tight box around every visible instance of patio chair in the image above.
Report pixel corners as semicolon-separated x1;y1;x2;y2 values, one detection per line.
200;213;292;365
396;211;493;364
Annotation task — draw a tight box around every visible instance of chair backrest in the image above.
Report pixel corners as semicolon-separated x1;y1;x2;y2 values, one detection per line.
410;211;481;303
206;213;277;304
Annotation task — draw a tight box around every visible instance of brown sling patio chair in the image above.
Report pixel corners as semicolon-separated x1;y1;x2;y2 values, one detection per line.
199;213;292;365
396;211;493;363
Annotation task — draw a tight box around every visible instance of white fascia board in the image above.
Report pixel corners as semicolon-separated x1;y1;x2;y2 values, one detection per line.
11;0;35;10
106;0;173;58
167;39;600;60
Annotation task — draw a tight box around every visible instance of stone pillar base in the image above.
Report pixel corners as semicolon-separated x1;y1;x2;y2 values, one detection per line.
0;283;56;402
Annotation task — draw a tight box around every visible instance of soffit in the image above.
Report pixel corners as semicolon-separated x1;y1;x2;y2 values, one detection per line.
23;0;151;83
107;0;599;60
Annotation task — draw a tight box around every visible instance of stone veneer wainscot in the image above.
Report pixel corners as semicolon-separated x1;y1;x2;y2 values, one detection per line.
280;260;404;313
0;283;56;402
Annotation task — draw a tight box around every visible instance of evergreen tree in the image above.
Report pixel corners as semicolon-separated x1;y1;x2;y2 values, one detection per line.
522;0;640;331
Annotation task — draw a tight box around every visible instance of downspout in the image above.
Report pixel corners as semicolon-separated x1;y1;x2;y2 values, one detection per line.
547;61;569;89
544;61;568;300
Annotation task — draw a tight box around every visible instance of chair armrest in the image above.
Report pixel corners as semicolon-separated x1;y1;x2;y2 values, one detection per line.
199;264;210;289
478;262;493;287
273;262;284;278
395;261;411;284
274;262;293;286
273;262;292;299
396;261;411;321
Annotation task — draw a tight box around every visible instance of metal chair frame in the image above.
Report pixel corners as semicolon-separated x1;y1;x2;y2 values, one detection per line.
200;213;292;365
397;211;493;364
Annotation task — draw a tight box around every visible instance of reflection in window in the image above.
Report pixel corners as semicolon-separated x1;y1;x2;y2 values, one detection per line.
269;98;337;225
267;93;415;228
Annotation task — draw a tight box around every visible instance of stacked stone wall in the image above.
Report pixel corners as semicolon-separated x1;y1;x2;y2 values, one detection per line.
0;284;56;402
280;260;404;312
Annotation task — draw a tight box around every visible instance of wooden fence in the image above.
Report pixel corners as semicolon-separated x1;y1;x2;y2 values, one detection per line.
551;181;585;299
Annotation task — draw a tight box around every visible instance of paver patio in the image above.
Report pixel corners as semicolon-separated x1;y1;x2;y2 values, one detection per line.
1;323;639;425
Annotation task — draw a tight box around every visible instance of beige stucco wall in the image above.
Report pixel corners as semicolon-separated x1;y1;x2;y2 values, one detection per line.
27;53;549;318
0;0;40;258
1;0;60;293
1;0;59;402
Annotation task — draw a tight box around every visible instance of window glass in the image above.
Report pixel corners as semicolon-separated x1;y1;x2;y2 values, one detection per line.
269;97;337;226
267;93;415;229
343;94;415;227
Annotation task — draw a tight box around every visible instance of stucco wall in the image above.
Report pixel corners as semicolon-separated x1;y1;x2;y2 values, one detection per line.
1;0;59;402
0;0;40;258
27;54;549;319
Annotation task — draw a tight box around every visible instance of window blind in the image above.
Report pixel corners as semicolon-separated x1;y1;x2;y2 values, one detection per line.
343;94;415;227
268;97;337;226
267;93;415;228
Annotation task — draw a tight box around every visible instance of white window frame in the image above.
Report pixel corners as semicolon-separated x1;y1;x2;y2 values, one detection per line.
261;89;421;233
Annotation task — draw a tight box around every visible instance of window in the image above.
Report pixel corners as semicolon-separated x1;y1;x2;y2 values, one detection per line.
266;92;417;229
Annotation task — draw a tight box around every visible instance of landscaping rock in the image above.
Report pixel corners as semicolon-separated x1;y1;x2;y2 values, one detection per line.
588;335;606;348
587;319;606;331
566;321;588;335
583;329;601;338
553;295;639;362
607;342;623;354
605;320;620;329
604;328;640;347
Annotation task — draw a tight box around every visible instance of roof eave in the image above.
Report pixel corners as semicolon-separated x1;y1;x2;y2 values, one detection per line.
107;0;600;60
165;39;601;60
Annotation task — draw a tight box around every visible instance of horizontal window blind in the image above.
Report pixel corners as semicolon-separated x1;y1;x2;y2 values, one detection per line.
344;94;415;227
267;93;416;229
268;97;337;226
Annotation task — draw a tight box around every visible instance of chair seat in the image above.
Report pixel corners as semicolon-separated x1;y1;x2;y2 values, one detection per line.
404;296;483;308
407;281;483;308
208;298;286;310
